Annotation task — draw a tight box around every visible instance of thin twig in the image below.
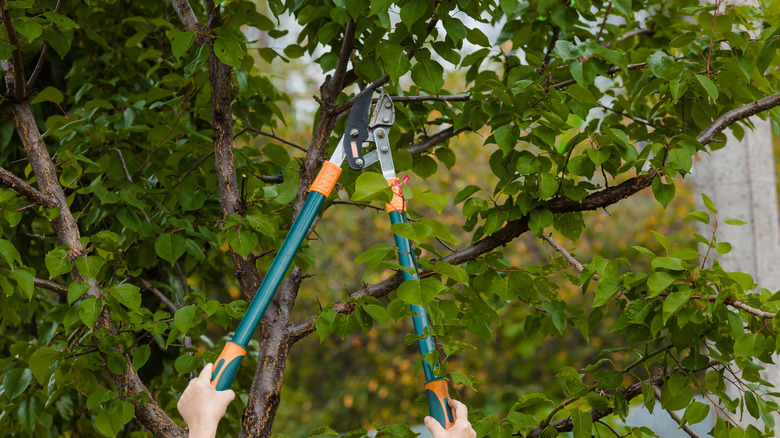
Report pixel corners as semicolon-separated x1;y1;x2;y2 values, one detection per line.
540;233;599;281
596;103;655;127
110;148;134;183
0;0;26;99
596;3;612;40
26;0;65;91
331;200;385;211
134;277;178;313
372;94;471;104
234;127;306;152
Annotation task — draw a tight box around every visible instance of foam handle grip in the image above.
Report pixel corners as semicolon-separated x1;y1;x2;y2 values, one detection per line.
425;379;454;429
210;341;246;391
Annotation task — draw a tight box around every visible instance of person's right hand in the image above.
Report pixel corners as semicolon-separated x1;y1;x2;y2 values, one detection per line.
423;399;477;438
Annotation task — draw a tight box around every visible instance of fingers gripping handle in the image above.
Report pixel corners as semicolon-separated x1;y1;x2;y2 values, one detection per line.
210;342;246;390
425;379;455;429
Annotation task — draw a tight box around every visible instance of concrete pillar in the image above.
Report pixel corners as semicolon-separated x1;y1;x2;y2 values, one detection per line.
694;117;780;430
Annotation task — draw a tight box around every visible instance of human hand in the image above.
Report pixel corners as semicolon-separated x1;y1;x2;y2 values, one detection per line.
177;363;236;438
424;399;477;438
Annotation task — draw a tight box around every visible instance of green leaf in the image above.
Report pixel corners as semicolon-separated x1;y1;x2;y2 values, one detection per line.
352;172;393;203
12;269;34;300
399;0;428;30
651;176;675;208
411;58;444;93
652;257;684;271
0;239;21;266
95;409;122;437
155;234;187;265
397;278;444;306
688;211;709;224
695;74;719;100
309;426;340;436
29;347;56;384
647;271;675;297
213;36;245;69
362;304;388;324
31;86;64;104
378;43;412;82
172;31;196;59
494;125;518;155
433;261;468;284
227;229;258;258
613;0;631;15
555;40;580;60
3;368;32;400
174;354;198;374
68;281;91;304
700;193;718;214
79;296;102;327
454;185;481;204
14;18;43;40
553;212;585;242
528;209;553;235
174;305;202;333
75;255;104;278
45;248;73;278
568;407;592;438
42;11;79;29
682;401;710;425
662;291;689;324
132;344;151;371
647;51;676;79
369;0;393;16
724;218;747;226
112;284;142;312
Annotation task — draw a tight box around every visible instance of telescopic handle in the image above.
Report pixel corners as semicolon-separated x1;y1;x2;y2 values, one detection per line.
385;178;454;429
210;162;343;390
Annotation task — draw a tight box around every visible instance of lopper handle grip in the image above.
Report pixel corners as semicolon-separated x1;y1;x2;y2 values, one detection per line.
210;341;246;390
425;379;455;429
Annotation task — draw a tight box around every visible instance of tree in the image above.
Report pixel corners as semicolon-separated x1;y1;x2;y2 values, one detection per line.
1;0;779;437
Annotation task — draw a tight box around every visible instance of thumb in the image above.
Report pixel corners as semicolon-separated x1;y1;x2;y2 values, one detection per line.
219;389;236;403
424;416;446;437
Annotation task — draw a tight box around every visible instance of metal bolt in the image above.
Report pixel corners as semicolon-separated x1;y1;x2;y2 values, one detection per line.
355;158;364;167
382;117;389;123
385;101;392;108
350;129;359;137
380;145;389;153
377;129;385;138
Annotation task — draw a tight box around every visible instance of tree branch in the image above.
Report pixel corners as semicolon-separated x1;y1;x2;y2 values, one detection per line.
406;124;472;157
524;361;718;437
34;277;67;295
170;0;205;33
287;92;780;341
0;166;57;207
322;20;356;103
0;0;26;100
374;94;472;104
596;103;655;127
603;28;656;48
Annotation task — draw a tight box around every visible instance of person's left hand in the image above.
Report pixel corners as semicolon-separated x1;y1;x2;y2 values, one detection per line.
177;363;236;438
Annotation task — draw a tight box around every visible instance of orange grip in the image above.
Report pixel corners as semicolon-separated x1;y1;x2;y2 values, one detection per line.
385;178;406;212
310;161;343;197
425;379;455;429
210;341;246;390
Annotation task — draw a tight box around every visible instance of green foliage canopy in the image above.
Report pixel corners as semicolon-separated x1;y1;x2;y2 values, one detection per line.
1;0;780;437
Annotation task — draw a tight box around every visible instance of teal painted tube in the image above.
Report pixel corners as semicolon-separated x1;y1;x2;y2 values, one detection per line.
210;190;326;390
388;210;454;429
